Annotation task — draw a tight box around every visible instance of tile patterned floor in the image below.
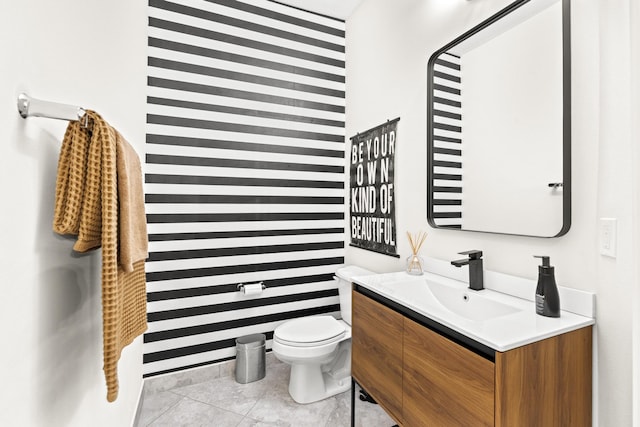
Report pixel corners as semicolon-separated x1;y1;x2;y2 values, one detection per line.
136;357;396;427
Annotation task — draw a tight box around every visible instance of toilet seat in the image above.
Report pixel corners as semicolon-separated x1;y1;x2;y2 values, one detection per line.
274;316;346;348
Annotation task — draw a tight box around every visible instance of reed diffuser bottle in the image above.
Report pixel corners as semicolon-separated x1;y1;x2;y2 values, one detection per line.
406;231;427;275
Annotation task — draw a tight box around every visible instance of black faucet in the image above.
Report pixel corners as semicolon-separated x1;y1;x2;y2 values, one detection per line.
451;250;484;291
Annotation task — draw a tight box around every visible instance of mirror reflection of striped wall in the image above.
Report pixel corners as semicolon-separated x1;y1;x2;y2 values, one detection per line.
144;0;346;377
431;52;463;228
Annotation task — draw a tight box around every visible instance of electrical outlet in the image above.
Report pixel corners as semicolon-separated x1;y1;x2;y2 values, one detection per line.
599;218;617;258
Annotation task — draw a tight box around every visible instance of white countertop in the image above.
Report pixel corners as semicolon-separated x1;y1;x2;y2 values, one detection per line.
352;270;595;352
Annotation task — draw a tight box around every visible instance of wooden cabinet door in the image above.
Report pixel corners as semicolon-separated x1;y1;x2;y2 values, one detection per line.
403;318;495;427
495;326;592;427
352;291;404;423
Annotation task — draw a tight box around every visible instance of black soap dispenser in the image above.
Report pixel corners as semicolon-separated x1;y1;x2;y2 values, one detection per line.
533;256;560;318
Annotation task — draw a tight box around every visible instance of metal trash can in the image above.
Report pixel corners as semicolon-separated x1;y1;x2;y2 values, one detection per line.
235;333;266;384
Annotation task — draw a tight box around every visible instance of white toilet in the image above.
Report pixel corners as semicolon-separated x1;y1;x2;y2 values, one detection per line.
272;265;373;404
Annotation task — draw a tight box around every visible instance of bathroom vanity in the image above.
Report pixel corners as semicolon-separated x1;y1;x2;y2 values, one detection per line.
350;271;594;426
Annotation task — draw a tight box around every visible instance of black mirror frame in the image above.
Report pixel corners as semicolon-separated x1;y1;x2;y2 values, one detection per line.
426;0;571;238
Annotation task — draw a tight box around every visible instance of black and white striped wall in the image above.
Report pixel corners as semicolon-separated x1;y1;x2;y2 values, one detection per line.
431;52;463;228
144;0;346;377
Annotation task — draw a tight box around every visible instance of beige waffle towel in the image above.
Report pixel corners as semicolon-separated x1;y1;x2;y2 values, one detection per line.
53;110;148;402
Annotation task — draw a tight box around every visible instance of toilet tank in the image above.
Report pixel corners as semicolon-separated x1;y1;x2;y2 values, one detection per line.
335;265;374;325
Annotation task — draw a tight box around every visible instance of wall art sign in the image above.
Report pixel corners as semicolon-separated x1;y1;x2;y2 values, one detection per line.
349;118;399;258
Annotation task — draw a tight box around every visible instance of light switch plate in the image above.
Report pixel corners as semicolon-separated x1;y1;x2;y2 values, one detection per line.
599;218;617;258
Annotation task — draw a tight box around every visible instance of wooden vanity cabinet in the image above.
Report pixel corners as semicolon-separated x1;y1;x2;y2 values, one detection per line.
494;327;593;426
352;288;593;427
352;290;404;423
403;317;494;426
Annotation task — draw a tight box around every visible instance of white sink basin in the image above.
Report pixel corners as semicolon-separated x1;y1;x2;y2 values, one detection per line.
375;274;523;322
425;280;522;321
352;267;595;352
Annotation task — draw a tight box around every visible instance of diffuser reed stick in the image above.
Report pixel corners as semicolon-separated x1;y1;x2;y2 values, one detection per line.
406;231;427;275
407;231;427;255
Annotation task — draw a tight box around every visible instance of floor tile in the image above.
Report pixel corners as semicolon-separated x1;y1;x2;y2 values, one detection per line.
144;365;221;394
236;417;289;427
171;373;271;416
136;390;183;426
246;388;339;426
325;386;397;427
136;357;398;427
149;396;244;427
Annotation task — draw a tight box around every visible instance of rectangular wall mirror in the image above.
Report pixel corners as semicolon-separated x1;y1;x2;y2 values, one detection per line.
427;0;570;237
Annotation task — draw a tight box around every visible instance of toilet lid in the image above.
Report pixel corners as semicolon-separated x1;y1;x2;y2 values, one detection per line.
274;316;346;347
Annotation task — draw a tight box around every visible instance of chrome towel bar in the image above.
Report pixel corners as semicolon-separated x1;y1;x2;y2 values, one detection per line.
17;93;86;123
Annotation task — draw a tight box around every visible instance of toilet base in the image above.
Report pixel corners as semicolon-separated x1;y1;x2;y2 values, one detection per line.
286;341;351;404
288;363;351;404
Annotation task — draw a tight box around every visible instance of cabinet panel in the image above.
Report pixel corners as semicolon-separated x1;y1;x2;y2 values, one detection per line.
495;326;592;427
352;289;592;427
403;318;494;427
352;291;404;422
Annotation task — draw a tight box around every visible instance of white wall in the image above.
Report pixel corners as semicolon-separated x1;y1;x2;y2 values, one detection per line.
0;1;147;426
632;0;640;423
346;0;636;425
595;0;635;424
